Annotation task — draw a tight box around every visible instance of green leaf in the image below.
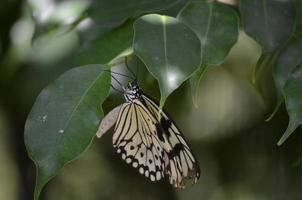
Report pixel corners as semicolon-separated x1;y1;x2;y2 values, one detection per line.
89;0;179;26
267;36;302;121
74;20;134;65
133;14;201;107
178;1;239;65
240;0;296;119
278;63;302;145
239;0;296;53
273;36;302;95
24;65;111;200
177;1;239;103
274;1;302;140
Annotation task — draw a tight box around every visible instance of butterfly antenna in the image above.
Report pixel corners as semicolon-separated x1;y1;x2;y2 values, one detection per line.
136;57;139;82
110;84;124;94
110;74;125;93
125;57;136;80
103;69;133;80
111;75;124;88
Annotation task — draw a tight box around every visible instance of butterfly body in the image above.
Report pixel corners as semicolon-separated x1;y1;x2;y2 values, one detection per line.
98;80;200;188
123;80;141;102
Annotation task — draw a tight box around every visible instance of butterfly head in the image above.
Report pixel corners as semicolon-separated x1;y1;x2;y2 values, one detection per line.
124;80;140;102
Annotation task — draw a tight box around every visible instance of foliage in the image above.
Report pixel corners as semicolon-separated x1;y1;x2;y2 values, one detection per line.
24;65;111;199
18;0;301;199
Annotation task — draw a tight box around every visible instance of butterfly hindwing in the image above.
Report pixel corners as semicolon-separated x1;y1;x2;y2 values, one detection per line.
96;105;122;138
112;101;166;182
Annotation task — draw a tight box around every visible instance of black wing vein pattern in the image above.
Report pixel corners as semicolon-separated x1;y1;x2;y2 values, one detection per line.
112;92;200;188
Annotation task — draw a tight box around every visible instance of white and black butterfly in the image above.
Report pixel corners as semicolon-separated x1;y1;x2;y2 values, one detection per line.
97;79;200;188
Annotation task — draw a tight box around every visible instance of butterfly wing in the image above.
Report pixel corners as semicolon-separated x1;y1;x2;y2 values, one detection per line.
110;92;200;187
112;101;166;182
96;104;122;138
141;94;200;188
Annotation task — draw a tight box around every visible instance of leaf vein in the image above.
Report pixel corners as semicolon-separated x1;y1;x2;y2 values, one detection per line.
60;71;103;134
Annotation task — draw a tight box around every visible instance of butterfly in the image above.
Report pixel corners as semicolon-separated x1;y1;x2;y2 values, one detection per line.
96;79;200;188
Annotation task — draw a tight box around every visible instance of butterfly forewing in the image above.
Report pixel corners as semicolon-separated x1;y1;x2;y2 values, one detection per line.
141;94;200;187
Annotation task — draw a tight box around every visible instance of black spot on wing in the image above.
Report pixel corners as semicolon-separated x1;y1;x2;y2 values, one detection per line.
155;122;165;142
160;117;172;137
168;143;184;159
155;118;172;142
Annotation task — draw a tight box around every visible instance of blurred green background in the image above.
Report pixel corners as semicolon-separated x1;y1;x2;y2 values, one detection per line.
0;0;302;200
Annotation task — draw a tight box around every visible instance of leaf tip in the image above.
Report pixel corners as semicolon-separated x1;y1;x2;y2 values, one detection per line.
192;95;199;109
265;96;284;122
277;138;285;146
277;122;298;146
34;188;41;200
159;97;166;111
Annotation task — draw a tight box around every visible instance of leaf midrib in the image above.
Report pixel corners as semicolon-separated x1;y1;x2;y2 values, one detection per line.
202;3;213;64
262;0;270;41
162;16;169;70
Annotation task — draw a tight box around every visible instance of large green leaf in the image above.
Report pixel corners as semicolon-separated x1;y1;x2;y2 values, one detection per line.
239;0;296;114
89;0;179;26
74;20;134;65
133;14;201;107
24;65;111;200
239;0;296;53
178;1;239;104
278;63;302;145
266;37;302;122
